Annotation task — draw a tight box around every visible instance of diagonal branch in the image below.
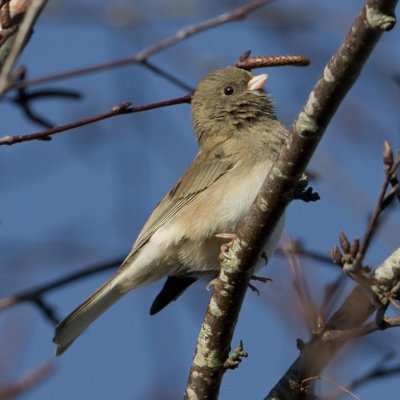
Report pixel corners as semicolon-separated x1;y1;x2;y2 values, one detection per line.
184;0;398;398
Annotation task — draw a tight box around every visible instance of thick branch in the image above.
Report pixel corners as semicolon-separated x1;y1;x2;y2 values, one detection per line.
184;0;397;398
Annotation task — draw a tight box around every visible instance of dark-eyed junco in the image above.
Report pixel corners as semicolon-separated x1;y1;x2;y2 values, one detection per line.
53;67;288;355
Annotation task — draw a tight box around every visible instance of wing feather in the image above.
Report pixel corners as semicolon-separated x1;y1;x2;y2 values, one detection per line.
121;144;235;267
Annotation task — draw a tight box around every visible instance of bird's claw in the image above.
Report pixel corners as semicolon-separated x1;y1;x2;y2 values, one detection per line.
248;275;271;295
206;278;218;291
214;232;236;260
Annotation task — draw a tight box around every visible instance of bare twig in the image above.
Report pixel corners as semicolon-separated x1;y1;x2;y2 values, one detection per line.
283;237;321;333
278;240;334;266
302;375;360;400
234;54;310;69
0;94;192;144
12;0;271;90
0;257;122;323
343;362;400;394
0;361;54;400
357;142;400;261
323;353;400;400
0;0;49;94
328;142;400;293
140;59;194;92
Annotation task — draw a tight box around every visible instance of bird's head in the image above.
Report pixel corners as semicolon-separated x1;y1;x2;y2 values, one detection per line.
191;67;276;145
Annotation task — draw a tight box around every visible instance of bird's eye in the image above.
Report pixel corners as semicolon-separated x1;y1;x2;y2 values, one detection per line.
224;86;235;95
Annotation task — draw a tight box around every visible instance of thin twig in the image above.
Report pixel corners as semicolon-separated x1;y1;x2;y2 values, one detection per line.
234;54;310;69
0;94;192;145
323;355;400;400
302;376;360;400
0;0;49;94
0;361;54;400
0;52;310;145
140;59;194;92
12;0;271;90
277;241;334;266
358;168;392;260
340;142;400;281
0;257;123;323
284;236;320;333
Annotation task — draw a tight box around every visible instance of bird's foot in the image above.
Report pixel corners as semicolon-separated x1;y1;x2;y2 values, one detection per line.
214;232;236;261
206;278;218;291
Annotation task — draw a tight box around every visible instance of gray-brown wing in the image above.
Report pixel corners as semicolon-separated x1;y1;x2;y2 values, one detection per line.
121;146;235;265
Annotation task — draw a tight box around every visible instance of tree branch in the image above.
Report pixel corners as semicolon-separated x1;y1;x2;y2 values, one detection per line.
184;0;398;398
0;96;191;145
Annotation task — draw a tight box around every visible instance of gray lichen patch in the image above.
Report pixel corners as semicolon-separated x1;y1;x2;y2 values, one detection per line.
304;91;319;116
366;6;396;30
295;111;319;137
209;297;223;317
323;65;335;82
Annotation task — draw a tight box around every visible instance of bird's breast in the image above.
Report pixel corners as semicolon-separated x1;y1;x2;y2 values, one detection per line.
175;161;271;241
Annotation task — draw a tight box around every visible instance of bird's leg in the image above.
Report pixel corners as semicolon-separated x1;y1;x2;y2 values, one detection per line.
214;232;236;261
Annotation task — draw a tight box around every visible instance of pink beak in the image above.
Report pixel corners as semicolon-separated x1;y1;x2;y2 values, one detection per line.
247;73;269;91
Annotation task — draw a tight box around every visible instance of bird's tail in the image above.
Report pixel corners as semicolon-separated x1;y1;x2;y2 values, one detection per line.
53;273;127;356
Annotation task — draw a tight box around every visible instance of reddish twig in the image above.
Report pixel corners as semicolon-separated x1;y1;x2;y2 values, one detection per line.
0;94;192;145
0;361;54;399
234;54;310;69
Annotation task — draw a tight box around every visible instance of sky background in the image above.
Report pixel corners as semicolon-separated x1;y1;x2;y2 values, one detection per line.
1;0;400;399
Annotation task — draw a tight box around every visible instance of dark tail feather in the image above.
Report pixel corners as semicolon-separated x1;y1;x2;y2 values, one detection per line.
150;276;197;315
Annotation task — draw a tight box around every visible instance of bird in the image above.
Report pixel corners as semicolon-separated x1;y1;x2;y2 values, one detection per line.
53;66;289;355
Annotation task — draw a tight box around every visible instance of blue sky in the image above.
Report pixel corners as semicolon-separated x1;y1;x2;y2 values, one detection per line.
1;1;399;399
